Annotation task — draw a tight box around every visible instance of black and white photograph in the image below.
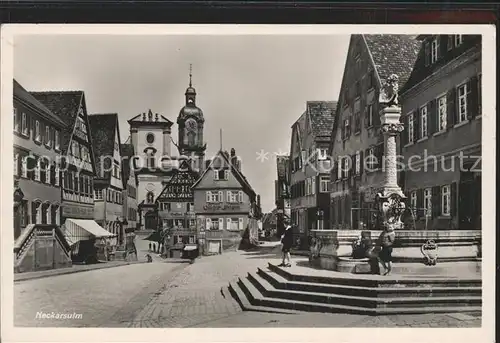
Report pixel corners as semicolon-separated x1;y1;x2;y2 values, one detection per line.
0;24;495;342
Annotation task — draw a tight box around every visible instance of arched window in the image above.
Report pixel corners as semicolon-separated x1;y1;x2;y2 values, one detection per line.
146;191;155;204
31;200;42;224
187;131;196;146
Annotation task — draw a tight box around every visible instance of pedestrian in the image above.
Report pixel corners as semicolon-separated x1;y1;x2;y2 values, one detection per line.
377;224;396;275
279;218;293;267
149;242;152;251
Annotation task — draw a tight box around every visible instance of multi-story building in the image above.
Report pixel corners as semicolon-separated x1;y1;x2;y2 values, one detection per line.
328;35;420;230
13;80;66;239
156;159;200;258
289;101;336;247
88;113;126;246
121;142;139;234
128;109;175;231
275;154;291;237
192;149;259;255
31;90;97;225
400;34;482;230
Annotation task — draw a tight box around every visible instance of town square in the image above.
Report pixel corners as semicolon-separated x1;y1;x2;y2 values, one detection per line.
6;29;486;330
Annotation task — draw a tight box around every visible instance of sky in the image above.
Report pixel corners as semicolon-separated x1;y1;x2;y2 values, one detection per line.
14;34;350;213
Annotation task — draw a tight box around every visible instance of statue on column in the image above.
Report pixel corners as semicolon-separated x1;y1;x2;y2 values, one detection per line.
379;73;399;108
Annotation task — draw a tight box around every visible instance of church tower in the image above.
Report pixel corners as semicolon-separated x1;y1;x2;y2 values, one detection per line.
177;65;207;173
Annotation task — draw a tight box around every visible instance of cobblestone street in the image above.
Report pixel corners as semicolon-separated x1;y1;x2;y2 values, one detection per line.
15;247;481;328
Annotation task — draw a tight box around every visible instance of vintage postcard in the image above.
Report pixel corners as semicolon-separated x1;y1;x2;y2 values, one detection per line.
0;24;495;343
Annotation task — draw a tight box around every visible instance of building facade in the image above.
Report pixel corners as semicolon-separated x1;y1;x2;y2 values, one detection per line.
156;159;199;258
275;155;291;237
192;149;257;255
128;109;175;231
121;143;139;233
400;34;482;230
328;35;420;230
289;101;336;247
31;90;97;225
88;113;126;246
13;80;66;239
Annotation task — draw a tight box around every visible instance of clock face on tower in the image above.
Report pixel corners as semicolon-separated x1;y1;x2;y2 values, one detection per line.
186;119;197;132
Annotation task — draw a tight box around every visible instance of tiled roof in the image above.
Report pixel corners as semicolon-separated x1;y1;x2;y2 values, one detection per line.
30;90;85;154
88;113;118;180
306;101;337;138
364;34;421;89
13;80;67;128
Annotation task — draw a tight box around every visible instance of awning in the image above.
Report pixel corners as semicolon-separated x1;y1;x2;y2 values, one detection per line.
64;219;116;246
183;245;198;251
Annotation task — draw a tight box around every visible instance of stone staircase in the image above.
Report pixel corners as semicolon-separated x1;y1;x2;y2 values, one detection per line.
228;262;482;315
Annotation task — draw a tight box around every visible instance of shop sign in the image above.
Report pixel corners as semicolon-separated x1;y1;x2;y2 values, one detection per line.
202;203;241;212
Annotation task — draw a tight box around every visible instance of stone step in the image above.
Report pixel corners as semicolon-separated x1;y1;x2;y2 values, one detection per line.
269;263;482;288
248;272;481;309
258;268;482;299
236;275;482;315
227;281;300;315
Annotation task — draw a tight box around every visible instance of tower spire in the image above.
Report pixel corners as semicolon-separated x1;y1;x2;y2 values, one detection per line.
189;64;192;87
220;128;223;151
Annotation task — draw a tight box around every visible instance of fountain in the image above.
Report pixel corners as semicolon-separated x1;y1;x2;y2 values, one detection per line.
310;74;481;276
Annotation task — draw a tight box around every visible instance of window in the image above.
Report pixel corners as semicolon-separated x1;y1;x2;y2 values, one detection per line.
14;108;19;132
189;236;196;244
227;191;239;203
320;176;330;193
437;96;447;131
366;104;373;127
227;218;240;231
367;70;375;89
187;202;194;212
317;149;328;161
55;130;60;151
214;169;228;180
355;151;361;175
420;105;428;138
337;157;343;179
14;153;19;176
174;219;184;227
441;185;451;216
45;162;51;184
34;159;41;181
431;38;439;63
354;110;361;134
454;34;463;47
457;83;468;123
95;189;103;200
355;82;361;98
21;113;28;136
210;218;220;230
306;178;311;195
207;191;222;203
407;113;414;144
21;156;28;178
55;166;60;186
410;191;417;211
343;118;350;140
45;126;51;146
35;120;41;142
311;177;316;195
424;188;432;217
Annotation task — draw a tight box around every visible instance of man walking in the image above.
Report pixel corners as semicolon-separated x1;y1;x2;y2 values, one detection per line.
279;218;293;267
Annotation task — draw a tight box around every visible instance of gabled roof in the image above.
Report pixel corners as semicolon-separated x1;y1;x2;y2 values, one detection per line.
191;150;257;200
88;113;119;180
30;90;85;154
306;101;337;138
128;109;173;126
13;80;67;128
155;159;200;202
363;34;420;90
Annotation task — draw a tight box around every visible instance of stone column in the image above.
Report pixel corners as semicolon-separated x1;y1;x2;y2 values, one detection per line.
376;74;406;230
